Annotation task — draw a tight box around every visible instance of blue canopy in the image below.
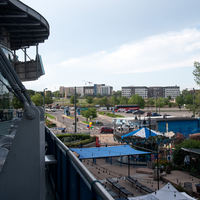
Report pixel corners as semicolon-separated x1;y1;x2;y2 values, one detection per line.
70;145;150;159
121;127;163;139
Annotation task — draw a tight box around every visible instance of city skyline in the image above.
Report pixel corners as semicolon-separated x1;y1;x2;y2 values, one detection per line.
19;0;200;92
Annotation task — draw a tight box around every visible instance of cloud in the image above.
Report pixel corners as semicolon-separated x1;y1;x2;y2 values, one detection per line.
59;28;200;74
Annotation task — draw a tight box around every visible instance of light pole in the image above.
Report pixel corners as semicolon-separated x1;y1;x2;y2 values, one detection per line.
43;88;47;110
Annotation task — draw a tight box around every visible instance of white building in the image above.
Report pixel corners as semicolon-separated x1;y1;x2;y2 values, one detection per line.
163;86;180;98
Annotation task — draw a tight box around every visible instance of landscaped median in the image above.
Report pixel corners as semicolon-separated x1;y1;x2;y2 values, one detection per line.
98;111;124;118
56;133;96;147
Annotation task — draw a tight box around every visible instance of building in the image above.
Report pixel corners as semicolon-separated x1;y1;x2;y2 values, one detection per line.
122;86;148;98
122;86;180;99
101;85;113;96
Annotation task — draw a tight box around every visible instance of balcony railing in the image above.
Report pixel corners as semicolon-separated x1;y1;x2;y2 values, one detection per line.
45;126;113;200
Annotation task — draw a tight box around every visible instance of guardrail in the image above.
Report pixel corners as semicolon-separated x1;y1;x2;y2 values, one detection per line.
45;126;114;200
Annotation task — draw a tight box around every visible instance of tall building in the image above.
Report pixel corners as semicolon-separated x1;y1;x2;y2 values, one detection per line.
122;85;180;99
122;86;148;98
101;85;113;96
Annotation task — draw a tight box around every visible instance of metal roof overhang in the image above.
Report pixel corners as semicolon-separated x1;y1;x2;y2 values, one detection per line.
0;0;49;50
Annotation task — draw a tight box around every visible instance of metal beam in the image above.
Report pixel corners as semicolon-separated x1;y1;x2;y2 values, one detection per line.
6;28;47;32
0;22;40;26
8;33;48;38
0;14;28;18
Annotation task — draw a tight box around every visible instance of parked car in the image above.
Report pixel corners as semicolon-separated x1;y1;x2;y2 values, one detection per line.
125;110;134;113
60;106;64;109
45;108;51;112
51;108;56;112
133;110;145;115
151;112;161;116
100;127;114;133
146;112;152;116
117;124;134;131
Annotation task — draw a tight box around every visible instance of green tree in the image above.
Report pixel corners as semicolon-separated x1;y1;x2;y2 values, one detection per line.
12;95;24;109
128;94;145;108
70;95;78;104
81;108;97;121
193;61;200;85
99;97;109;106
185;93;193;105
168;102;172;108
27;89;35;97
96;94;102;98
52;90;60;98
167;95;171;100
45;96;53;104
164;98;170;105
31;93;43;106
110;96;119;106
147;98;155;108
86;96;93;104
119;96;129;104
175;95;185;110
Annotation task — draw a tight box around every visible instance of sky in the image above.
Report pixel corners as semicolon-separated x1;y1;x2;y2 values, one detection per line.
21;0;200;92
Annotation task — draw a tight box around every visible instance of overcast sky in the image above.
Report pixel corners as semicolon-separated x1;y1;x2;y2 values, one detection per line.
21;0;200;92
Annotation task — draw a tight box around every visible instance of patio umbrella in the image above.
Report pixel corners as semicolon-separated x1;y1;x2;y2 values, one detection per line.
121;127;163;139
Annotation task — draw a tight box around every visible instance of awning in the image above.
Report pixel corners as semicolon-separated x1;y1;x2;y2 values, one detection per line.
70;145;151;159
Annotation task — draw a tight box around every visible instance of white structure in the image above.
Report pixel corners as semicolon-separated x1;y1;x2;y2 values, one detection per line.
135;87;148;98
122;86;148;98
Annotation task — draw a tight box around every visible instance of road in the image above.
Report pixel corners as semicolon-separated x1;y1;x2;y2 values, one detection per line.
47;108;194;135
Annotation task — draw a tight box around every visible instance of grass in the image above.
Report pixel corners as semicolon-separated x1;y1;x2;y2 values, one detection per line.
45;113;55;119
98;111;124;118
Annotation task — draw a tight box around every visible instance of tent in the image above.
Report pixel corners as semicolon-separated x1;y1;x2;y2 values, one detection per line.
128;182;196;200
121;127;163;139
70;145;151;159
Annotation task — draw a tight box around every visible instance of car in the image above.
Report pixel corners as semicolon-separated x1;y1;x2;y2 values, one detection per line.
117;124;134;131
51;108;56;112
146;112;152;116
125;110;134;113
100;127;114;133
60;106;64;109
151;112;161;116
133;110;145;115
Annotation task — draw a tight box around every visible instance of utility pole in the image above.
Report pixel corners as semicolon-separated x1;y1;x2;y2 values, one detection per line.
74;86;77;133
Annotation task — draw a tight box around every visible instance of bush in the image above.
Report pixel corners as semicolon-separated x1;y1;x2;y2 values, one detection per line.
57;133;91;141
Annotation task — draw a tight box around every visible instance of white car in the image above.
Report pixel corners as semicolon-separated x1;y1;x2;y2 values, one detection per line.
117;124;134;131
51;108;56;112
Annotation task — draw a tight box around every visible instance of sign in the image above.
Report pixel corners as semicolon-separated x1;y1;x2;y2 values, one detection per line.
80;108;88;111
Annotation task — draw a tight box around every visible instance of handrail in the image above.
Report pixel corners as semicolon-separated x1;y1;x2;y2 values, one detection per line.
46;127;114;200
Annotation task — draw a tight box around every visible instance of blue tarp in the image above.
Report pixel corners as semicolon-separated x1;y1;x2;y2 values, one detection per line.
70;145;150;159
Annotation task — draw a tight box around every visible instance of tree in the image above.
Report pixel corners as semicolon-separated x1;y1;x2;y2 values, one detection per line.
81;108;97;121
164;98;170;105
96;94;102;98
175;95;185;110
12;95;24;109
119;96;129;104
110;96;119;106
27;89;35;97
70;95;78;104
185;93;193;105
147;98;155;108
193;61;200;85
128;94;145;108
167;95;171;100
86;96;93;104
31;93;43;106
45;96;53;104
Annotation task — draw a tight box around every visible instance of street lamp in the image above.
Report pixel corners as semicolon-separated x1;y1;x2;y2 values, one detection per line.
43;88;47;110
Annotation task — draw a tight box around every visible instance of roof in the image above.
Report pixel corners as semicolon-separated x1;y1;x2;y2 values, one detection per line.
181;148;200;155
121;127;163;139
70;145;151;159
156;117;198;122
0;0;49;50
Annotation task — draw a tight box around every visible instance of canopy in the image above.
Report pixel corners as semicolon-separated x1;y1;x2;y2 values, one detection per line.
70;145;150;159
164;131;175;138
121;127;163;139
128;182;195;200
